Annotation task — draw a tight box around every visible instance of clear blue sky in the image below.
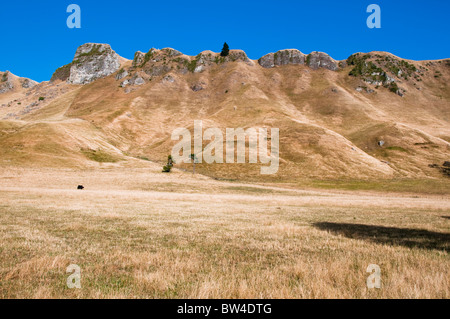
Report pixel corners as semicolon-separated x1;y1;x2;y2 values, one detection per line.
1;0;448;82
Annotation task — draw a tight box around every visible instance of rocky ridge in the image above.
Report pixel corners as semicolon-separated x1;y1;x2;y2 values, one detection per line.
6;42;449;100
0;71;38;94
258;49;339;71
0;43;449;181
51;43;122;84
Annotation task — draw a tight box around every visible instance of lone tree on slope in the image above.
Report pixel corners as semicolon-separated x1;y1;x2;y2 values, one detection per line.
220;42;230;57
162;155;174;173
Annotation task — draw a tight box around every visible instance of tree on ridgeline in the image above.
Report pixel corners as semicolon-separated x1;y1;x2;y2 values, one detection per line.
220;42;230;57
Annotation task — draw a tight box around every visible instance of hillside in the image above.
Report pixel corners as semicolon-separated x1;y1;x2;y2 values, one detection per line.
0;43;449;184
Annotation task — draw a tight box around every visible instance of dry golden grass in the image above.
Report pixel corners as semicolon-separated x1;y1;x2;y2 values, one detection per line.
0;167;448;299
0;53;449;298
1;53;449;181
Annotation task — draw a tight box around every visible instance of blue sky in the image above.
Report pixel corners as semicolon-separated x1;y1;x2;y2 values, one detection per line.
0;0;448;82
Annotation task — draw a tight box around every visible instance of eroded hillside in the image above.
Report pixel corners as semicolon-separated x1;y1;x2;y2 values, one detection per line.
0;43;449;182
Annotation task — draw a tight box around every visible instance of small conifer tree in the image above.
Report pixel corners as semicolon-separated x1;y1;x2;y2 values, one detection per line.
162;155;174;173
220;42;230;57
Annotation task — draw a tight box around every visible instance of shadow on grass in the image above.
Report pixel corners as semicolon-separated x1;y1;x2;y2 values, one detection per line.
441;216;450;220
313;222;450;251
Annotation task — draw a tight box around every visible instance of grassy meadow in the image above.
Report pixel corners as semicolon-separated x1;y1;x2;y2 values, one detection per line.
0;166;448;298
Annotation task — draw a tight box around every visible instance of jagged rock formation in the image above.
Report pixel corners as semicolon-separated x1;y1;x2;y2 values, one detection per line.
259;49;306;68
21;78;37;89
132;51;145;68
258;49;338;71
0;71;37;94
3;42;448;123
132;48;182;68
347;52;425;96
115;68;128;80
68;43;121;84
191;50;254;73
51;43;121;84
0;72;14;94
120;73;146;87
131;48;178;76
118;46;445;98
118;48;255;88
129;48;253;78
306;51;339;71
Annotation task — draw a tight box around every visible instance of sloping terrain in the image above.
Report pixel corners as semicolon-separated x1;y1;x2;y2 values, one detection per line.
0;44;449;183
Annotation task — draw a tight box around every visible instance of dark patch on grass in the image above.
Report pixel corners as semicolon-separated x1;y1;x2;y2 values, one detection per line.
310;179;450;195
81;148;119;163
385;146;408;152
313;222;450;251
226;186;275;194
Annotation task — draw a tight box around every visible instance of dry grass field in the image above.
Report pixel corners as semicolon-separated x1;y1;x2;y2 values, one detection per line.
0;164;448;299
1;45;449;299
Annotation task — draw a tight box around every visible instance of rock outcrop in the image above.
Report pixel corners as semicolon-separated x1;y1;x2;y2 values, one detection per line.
126;48;254;81
21;78;37;89
306;51;339;71
120;73;146;87
346;52;422;96
0;71;38;94
68;43;121;84
132;48;183;68
51;43;121;84
193;50;253;73
0;71;14;94
130;48;184;76
258;49;339;71
132;51;146;68
259;49;306;68
115;68;128;80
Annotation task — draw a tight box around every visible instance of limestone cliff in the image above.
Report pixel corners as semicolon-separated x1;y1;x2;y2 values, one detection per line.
51;43;121;84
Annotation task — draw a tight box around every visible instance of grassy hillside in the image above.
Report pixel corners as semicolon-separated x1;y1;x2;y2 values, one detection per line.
0;49;449;187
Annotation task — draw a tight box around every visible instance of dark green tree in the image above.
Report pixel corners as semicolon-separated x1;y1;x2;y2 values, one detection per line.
162;155;174;173
220;42;230;57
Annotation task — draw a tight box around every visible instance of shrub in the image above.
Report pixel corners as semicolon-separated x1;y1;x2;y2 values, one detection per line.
306;54;311;66
1;72;8;82
141;49;155;67
186;59;198;73
386;82;399;93
50;63;72;82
